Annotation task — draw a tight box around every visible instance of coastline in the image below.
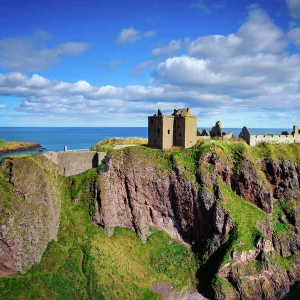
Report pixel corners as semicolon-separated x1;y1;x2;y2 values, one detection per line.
0;142;43;155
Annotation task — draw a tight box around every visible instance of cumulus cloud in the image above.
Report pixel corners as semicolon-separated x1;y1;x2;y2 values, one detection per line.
116;28;156;43
99;59;122;70
154;56;230;86
288;27;300;45
0;31;89;72
0;104;5;109
131;60;153;75
190;0;226;13
186;7;286;59
286;0;300;19
152;40;182;58
1;7;300;126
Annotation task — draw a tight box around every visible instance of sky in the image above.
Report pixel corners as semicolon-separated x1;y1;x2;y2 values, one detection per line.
0;0;299;128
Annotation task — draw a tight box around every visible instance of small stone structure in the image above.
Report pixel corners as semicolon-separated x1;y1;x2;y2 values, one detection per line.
44;151;106;176
198;121;233;140
239;125;300;147
148;108;197;149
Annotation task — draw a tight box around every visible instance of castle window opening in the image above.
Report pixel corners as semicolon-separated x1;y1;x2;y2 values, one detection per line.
179;133;181;137
158;128;160;134
178;124;180;128
168;130;170;134
151;120;153;124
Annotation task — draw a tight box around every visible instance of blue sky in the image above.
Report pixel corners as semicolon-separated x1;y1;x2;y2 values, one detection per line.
0;0;299;127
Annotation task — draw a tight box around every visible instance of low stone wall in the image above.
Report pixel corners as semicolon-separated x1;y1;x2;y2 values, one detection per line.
43;151;106;176
249;134;295;147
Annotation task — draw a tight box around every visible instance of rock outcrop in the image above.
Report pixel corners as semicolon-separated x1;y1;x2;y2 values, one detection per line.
0;142;299;300
95;145;300;299
0;155;60;275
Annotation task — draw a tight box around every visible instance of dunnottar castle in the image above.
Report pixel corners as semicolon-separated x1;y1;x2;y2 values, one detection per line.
148;108;300;149
44;107;300;177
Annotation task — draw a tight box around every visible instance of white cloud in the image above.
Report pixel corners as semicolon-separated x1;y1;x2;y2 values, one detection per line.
99;59;122;70
143;31;157;38
1;7;300;127
116;28;156;43
154;56;230;85
288;27;300;45
286;0;300;19
0;104;5;109
186;8;286;59
190;0;226;13
131;60;153;75
152;40;182;58
0;32;89;72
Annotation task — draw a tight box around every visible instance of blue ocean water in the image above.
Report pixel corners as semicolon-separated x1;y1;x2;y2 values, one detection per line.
0;127;148;160
0;127;291;160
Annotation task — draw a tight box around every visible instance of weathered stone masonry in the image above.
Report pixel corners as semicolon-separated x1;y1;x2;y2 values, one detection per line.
148;108;197;149
43;151;106;176
239;125;300;147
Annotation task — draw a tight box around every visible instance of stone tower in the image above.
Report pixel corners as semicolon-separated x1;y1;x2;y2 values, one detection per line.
148;108;197;149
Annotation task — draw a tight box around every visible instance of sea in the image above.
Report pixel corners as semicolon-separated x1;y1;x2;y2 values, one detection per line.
0;127;292;160
0;126;299;298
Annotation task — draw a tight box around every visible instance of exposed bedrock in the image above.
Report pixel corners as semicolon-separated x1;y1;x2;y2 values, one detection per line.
0;155;60;276
95;148;300;299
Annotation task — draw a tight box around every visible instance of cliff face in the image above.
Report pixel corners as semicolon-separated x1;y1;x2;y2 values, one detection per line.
0;155;60;275
95;144;300;299
0;142;299;300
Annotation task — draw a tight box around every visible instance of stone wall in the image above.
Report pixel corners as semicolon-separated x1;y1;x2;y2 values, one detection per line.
239;126;300;147
249;135;295;147
162;116;175;149
43;151;106;176
148;116;163;148
173;117;186;148
184;116;197;148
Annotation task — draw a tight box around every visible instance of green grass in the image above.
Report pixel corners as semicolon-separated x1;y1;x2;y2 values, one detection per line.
219;184;267;254
212;275;236;298
251;142;300;163
0;141;40;153
90;137;148;153
0;167;198;300
108;146;173;177
272;199;299;236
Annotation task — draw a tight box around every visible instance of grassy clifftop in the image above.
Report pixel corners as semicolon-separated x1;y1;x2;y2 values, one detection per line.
90;137;147;153
0;141;299;299
0;138;42;154
0;167;198;299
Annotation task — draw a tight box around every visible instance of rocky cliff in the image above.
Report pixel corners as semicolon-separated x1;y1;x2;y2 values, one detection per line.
0;141;299;300
95;142;300;299
0;155;60;275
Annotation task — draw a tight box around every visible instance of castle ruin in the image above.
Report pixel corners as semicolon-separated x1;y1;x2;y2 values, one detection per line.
148;108;197;149
148;108;232;149
239;126;300;147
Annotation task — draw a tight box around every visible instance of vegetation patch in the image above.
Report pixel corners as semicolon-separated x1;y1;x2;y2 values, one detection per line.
90;137;147;153
0;140;42;154
0;166;198;300
219;184;267;254
251;143;300;163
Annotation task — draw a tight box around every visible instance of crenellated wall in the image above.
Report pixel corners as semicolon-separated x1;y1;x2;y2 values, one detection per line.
43;151;106;176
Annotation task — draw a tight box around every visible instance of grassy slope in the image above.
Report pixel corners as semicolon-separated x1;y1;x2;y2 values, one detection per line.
90;137;148;153
1;141;300;299
0;139;40;153
0;168;198;300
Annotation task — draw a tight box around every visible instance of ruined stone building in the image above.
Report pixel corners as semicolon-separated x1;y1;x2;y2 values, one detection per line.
148;108;197;149
239;125;300;147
